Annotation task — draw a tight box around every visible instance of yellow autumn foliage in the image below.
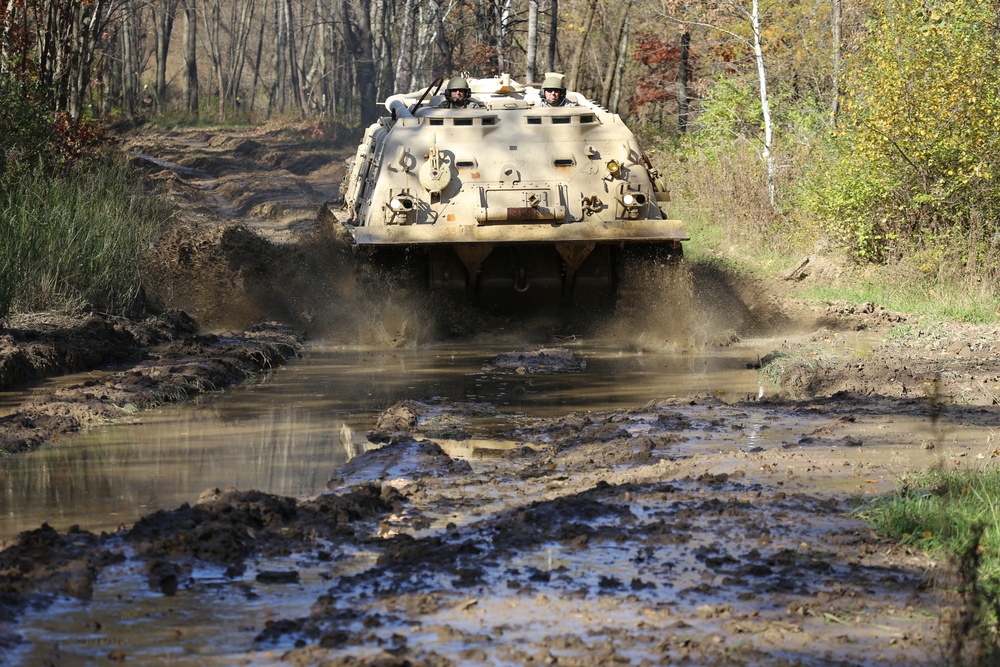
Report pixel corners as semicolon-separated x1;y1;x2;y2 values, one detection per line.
806;0;1000;268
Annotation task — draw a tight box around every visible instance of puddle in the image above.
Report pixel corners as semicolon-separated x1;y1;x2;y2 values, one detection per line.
11;546;379;667
0;339;766;541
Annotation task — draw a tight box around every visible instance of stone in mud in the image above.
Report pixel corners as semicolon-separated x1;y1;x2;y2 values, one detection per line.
256;570;300;584
367;401;419;443
483;347;585;374
330;437;471;489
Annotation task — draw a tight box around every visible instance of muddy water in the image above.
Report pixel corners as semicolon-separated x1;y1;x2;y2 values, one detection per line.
3;332;958;667
0;338;763;543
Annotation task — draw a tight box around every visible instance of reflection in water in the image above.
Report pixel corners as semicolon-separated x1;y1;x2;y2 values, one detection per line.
0;339;761;542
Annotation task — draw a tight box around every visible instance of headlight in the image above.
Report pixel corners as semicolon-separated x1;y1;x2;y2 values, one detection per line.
389;196;414;212
606;160;621;177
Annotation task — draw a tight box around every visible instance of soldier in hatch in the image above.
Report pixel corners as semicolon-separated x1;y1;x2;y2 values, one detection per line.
537;73;576;107
440;77;483;108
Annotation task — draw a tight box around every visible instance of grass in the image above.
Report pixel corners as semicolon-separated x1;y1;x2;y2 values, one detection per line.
658;138;1000;325
853;467;1000;664
854;467;1000;577
671;189;1000;325
0;153;171;320
798;276;1000;325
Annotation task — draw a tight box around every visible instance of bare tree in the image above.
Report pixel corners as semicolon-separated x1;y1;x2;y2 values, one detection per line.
678;30;690;132
547;0;557;73
249;0;270;112
567;0;597;90
151;0;180;108
182;0;199;116
201;0;226;119
601;0;631;108
526;0;538;82
225;0;257;115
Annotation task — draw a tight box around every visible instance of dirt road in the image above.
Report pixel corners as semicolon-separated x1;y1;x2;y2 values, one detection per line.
2;125;999;665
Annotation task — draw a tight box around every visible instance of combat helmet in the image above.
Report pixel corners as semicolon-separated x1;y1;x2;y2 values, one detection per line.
445;77;471;94
540;73;567;106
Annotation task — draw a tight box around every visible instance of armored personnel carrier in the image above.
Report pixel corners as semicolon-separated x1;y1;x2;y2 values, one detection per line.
338;73;687;310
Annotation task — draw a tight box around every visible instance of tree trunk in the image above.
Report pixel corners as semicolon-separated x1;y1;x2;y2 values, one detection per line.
547;0;557;73
200;0;225;120
121;5;143;118
526;0;538;83
678;30;690;133
249;0;268;112
601;1;631;109
182;0;199;116
269;0;288;116
341;0;378;125
567;0;597;90
370;0;393;99
831;0;841;123
750;0;776;208
610;13;629;113
152;0;178;108
225;0;256;115
284;0;305;115
497;0;513;73
394;0;414;93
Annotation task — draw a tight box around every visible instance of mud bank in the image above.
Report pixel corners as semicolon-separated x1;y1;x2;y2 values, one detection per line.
0;312;302;455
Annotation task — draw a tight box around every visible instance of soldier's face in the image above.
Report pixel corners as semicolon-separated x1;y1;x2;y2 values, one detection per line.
450;90;467;103
544;88;562;104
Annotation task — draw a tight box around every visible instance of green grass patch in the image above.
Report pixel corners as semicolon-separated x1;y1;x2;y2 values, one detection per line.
0;153;171;319
854;467;1000;568
798;272;1000;324
854;467;1000;660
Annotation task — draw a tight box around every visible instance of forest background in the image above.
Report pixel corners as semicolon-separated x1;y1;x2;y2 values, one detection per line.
1;0;999;321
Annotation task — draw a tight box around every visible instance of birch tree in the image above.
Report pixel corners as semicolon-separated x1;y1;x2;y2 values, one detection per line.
659;0;777;208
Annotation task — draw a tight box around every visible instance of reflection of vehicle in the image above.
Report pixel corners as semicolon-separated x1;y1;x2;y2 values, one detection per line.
338;73;687;309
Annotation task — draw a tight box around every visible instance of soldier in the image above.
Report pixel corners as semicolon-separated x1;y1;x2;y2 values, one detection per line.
440;77;483;108
538;73;576;107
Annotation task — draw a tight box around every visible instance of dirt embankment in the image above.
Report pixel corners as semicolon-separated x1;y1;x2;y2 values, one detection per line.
1;125;356;455
2;126;1000;665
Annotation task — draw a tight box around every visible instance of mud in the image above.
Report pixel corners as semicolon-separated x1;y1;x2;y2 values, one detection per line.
2;126;999;665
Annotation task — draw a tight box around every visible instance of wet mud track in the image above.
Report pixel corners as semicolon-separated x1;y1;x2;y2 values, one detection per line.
2;126;1000;665
0;391;972;666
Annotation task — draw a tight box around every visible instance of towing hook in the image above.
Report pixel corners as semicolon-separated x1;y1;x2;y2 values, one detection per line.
514;267;530;293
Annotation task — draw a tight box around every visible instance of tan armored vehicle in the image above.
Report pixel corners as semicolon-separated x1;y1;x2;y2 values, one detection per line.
339;73;687;309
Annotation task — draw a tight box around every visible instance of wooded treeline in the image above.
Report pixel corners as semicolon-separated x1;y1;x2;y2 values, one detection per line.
0;0;854;130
